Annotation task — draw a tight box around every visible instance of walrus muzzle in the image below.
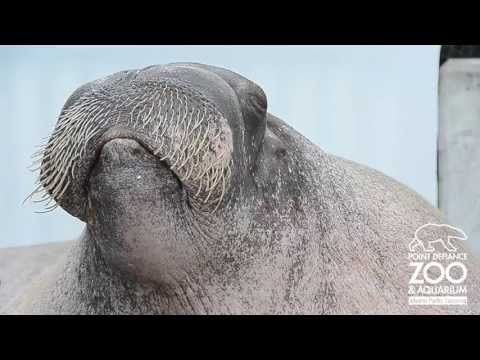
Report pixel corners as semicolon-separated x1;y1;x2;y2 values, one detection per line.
29;75;234;220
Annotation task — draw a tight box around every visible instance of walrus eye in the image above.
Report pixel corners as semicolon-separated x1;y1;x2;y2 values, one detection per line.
275;148;287;159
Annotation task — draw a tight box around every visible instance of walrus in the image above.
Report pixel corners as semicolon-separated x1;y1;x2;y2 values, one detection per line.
1;63;479;314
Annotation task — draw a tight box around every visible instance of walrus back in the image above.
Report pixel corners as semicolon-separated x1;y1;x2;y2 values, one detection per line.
0;241;72;314
324;154;480;314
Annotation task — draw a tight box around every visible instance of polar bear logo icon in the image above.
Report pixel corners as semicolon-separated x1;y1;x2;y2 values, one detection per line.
408;224;468;253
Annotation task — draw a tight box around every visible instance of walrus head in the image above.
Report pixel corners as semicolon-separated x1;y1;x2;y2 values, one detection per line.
30;63;269;287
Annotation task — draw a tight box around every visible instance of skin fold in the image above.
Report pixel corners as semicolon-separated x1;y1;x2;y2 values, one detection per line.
1;63;479;314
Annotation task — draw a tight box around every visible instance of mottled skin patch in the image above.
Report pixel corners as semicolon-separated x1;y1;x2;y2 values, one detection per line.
3;63;480;314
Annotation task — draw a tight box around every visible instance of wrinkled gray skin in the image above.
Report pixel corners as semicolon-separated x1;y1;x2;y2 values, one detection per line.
2;63;480;314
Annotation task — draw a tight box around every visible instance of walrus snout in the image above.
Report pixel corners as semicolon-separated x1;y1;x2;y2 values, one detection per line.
30;68;237;221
